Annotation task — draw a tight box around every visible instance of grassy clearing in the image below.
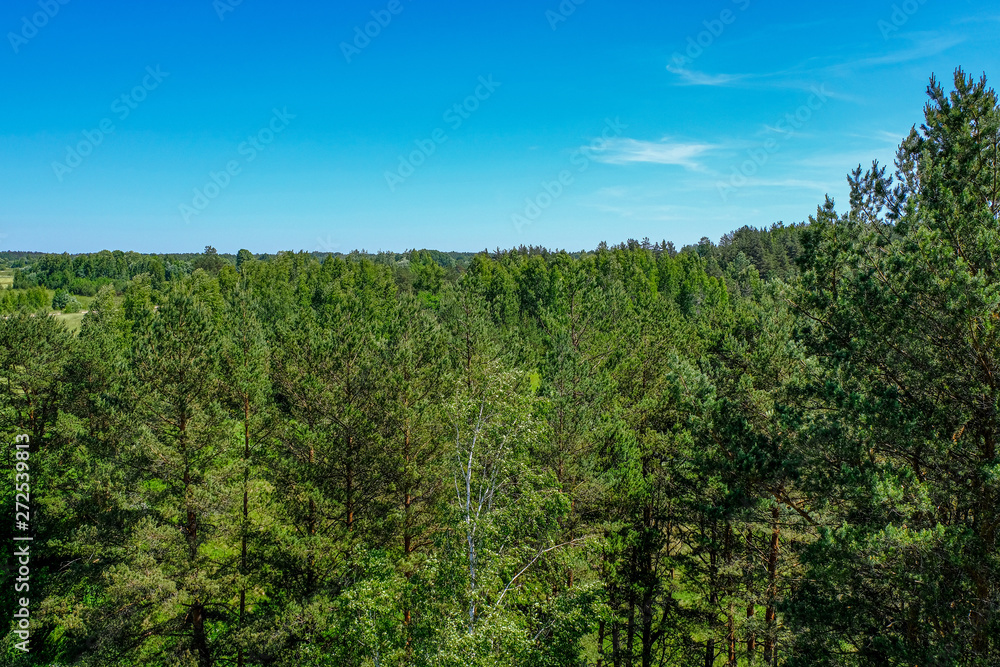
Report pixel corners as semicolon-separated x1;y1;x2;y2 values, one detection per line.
72;294;96;310
4;289;114;334
0;271;13;289
45;289;96;309
54;311;86;333
51;294;97;334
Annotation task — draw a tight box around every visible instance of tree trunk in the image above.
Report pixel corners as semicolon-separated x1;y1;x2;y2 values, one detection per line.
182;408;208;664
612;620;622;667
626;574;636;667
763;505;780;665
185;469;197;557
346;435;355;533
641;505;655;667
238;396;250;667
972;427;995;655
726;523;736;666
746;527;756;664
402;421;414;657
596;620;606;667
705;520;719;667
306;444;316;594
728;604;736;666
707;520;718;667
191;602;212;667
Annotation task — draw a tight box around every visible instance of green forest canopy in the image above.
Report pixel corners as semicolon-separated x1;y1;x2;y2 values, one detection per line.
1;70;998;666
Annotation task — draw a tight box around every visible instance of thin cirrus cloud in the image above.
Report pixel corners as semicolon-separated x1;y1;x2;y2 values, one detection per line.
665;65;745;87
828;33;966;72
590;137;716;170
663;63;833;97
662;32;963;96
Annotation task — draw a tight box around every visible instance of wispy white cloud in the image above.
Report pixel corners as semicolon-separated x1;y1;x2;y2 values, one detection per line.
663;32;963;95
587;199;751;227
665;65;744;87
833;33;964;70
593;186;632;199
796;150;895;171
762;123;818;138
590;137;715;170
851;129;907;146
747;178;836;191
952;14;999;25
590;203;682;221
664;63;844;99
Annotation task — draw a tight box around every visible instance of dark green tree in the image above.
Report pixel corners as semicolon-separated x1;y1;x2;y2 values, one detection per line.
236;249;255;273
193;246;226;275
788;69;1000;664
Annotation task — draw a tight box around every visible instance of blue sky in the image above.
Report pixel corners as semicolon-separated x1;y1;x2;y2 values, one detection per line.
1;0;998;254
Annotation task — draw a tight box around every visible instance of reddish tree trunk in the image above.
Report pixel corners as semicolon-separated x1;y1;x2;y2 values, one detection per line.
763;506;780;664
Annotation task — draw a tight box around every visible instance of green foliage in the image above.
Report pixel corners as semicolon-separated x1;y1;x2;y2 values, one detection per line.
12;268;38;289
193;245;227;275
236;248;255;272
53;289;82;313
3;69;998;666
0;286;48;313
52;289;70;310
784;68;1000;665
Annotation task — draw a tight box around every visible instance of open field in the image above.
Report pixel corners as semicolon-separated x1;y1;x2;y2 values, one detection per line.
53;311;87;332
1;310;89;333
49;291;97;333
0;271;13;288
1;287;98;333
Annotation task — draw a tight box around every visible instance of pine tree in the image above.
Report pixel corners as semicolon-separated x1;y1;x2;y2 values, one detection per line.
76;282;231;665
219;284;273;666
789;69;1000;664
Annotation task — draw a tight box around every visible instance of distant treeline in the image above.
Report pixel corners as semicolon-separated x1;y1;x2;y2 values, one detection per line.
2;224;806;303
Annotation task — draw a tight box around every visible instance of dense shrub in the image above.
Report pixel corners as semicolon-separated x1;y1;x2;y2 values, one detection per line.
12;269;38;289
68;276;113;296
52;289;71;309
0;286;48;313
